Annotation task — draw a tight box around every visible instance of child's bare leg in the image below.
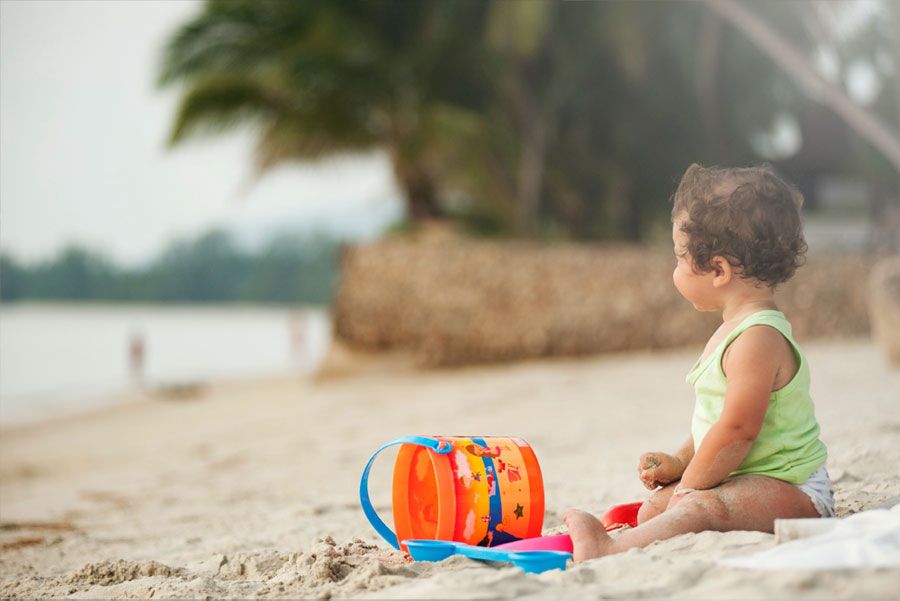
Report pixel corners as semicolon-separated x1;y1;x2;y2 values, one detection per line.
637;482;678;524
565;475;819;562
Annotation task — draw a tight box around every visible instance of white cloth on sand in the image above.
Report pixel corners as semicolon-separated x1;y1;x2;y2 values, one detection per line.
719;504;900;570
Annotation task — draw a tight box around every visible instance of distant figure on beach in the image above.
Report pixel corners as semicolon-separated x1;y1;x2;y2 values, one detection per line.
129;330;145;387
290;313;309;371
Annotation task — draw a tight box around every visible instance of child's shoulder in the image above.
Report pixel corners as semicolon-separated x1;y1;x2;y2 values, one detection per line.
723;323;799;390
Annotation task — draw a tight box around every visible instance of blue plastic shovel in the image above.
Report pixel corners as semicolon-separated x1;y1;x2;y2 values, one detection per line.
402;539;571;574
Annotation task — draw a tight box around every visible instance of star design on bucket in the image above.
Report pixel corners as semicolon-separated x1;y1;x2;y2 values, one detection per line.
514;503;524;519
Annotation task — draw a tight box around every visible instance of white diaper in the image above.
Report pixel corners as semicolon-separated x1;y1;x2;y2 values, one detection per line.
796;464;836;518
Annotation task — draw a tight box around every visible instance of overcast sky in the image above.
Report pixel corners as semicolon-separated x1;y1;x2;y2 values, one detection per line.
0;0;402;267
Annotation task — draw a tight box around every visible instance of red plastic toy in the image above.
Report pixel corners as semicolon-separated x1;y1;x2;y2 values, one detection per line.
493;501;643;553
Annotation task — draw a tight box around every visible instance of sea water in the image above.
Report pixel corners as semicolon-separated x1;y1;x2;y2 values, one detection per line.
0;302;331;424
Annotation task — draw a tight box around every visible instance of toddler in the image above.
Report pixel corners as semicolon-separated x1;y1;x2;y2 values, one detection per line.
564;163;834;561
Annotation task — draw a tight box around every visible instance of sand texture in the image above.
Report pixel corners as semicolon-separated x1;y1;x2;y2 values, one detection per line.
1;339;899;599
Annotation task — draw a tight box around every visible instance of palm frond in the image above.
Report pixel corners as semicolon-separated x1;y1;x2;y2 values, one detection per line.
167;75;285;145
157;0;318;87
252;116;379;174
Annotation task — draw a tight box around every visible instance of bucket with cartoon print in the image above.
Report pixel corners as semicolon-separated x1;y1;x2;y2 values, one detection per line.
360;435;545;552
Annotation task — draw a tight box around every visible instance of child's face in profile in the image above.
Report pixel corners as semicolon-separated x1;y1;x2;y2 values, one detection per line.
672;219;718;312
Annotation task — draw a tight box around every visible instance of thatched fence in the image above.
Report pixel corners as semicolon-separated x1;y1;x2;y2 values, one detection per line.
331;233;877;367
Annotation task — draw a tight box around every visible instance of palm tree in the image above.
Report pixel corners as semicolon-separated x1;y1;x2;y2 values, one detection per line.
158;0;490;223
159;1;895;243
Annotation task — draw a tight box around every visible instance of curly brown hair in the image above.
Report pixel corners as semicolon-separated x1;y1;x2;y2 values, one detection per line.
671;163;808;287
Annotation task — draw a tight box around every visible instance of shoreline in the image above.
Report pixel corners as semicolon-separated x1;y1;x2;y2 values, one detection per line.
0;303;333;432
0;339;702;433
0;369;314;436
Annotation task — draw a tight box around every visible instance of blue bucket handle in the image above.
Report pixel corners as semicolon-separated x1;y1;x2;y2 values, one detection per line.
359;435;453;549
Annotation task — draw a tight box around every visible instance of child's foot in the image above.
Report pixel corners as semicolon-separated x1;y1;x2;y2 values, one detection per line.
563;509;617;561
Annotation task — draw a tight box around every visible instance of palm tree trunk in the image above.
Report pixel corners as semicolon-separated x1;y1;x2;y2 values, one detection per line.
516;95;546;236
890;1;900;201
388;114;444;223
395;162;444;222
696;10;725;160
705;0;900;173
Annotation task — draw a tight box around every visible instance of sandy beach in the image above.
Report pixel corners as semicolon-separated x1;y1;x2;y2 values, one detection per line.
1;338;899;599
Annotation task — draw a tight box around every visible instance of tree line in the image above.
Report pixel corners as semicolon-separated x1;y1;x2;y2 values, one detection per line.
159;0;899;242
0;230;339;305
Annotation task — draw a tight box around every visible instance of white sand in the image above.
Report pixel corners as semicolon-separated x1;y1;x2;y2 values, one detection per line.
1;339;899;599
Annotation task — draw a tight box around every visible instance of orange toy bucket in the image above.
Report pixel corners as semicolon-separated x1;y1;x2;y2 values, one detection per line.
360;435;545;552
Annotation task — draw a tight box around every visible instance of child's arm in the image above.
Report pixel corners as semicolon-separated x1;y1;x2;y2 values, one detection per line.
638;436;693;489
673;436;695;470
672;327;782;498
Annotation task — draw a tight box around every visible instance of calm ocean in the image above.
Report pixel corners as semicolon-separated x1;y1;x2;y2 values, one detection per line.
0;303;331;424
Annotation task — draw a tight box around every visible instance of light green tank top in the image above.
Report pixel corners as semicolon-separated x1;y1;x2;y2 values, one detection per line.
687;310;827;485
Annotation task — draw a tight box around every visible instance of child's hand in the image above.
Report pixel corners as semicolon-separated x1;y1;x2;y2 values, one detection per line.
637;452;685;489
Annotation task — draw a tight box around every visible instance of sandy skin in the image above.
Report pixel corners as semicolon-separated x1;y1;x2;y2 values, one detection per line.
563;473;820;562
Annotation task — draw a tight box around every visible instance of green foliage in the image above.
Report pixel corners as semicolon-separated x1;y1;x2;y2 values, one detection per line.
159;0;483;218
12;247;124;300
0;230;339;305
159;0;892;242
0;255;26;301
237;232;338;303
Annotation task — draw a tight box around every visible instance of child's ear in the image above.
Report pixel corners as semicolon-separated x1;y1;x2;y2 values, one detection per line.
711;256;733;288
